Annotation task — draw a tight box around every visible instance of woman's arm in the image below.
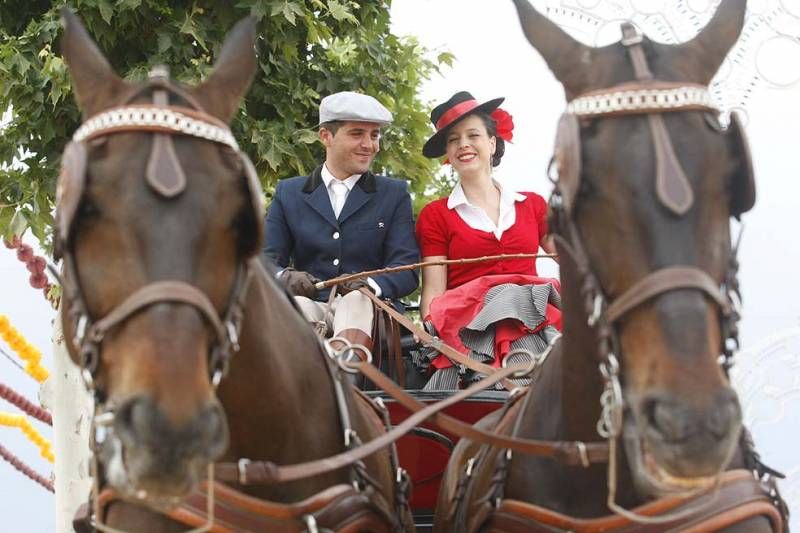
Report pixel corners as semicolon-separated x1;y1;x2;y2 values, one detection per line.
420;255;448;318
541;235;559;263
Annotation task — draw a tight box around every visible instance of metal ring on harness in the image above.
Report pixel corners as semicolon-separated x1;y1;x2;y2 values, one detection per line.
501;348;538;378
326;336;373;374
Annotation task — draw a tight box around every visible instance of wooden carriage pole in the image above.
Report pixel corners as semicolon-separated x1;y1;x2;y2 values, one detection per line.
41;316;93;531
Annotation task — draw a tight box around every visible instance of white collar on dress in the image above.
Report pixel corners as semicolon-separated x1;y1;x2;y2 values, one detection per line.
447;179;526;210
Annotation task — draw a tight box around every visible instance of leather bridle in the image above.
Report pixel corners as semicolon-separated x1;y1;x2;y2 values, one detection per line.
56;70;258;397
541;22;766;522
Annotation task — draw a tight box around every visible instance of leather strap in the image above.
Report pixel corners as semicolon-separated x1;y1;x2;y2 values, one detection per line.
485;469;783;533
358;363;609;467
605;266;729;324
621;22;694;216
359;289;518;391
93;483;395;533
145;89;187;197
88;280;227;344
214;363;527;485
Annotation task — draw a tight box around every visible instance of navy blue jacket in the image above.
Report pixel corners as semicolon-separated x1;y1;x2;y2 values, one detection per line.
263;165;419;301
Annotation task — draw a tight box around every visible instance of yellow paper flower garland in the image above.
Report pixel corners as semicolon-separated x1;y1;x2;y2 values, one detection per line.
0;412;54;463
0;315;50;382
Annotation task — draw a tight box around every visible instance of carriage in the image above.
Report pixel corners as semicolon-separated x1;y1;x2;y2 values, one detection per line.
49;0;791;531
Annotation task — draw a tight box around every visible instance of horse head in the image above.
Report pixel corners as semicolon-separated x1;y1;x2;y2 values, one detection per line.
513;0;753;497
56;9;260;508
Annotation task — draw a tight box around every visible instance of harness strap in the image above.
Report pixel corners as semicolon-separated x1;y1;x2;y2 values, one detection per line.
146;88;187;197
621;22;694;215
605;266;729;323
88;280;227;344
359;289;518;390
89;483;395;533
485;469;783;533
357;363;609;467
214;363;526;485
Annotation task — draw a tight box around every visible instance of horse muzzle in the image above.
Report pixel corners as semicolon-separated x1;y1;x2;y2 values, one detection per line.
624;387;742;496
99;396;228;508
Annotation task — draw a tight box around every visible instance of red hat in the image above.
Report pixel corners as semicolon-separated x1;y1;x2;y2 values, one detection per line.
422;91;505;158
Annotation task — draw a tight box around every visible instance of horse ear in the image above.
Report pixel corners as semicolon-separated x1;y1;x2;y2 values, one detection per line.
673;0;747;84
60;8;127;117
510;0;592;98
192;17;257;123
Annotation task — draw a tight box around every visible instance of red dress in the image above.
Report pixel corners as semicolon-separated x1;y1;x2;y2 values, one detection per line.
416;192;548;288
415;192;562;372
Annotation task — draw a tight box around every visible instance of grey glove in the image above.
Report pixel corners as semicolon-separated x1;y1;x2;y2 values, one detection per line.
280;268;320;299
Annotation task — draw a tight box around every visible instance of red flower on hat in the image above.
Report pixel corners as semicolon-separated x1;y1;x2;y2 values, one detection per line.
491;108;514;142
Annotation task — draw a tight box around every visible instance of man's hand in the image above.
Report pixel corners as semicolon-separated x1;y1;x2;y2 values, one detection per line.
280;268;320;298
338;278;375;295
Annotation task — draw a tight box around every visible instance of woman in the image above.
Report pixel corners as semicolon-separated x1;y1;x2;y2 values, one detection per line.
415;91;561;390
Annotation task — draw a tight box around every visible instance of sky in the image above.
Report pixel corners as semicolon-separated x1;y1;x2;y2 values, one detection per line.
1;0;798;530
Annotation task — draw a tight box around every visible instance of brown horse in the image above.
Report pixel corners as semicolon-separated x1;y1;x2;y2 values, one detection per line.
56;10;408;532
434;1;786;531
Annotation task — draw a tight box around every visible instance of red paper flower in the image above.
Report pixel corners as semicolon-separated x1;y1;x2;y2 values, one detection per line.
29;272;48;290
491;108;514;142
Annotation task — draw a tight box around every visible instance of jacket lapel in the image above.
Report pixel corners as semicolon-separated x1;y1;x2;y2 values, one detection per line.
338;172;375;224
302;166;338;228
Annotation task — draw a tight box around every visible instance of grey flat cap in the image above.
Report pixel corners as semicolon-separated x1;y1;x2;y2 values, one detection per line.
318;91;393;126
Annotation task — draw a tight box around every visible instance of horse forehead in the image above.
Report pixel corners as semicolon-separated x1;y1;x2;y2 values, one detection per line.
90;134;230;193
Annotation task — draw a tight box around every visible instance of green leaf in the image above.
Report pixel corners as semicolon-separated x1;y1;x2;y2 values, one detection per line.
156;32;172;54
98;0;114;24
14;54;31;76
327;1;358;24
9;209;28;238
293;129;319;145
116;0;142;10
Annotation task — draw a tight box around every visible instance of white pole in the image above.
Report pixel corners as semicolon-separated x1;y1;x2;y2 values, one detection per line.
40;316;93;532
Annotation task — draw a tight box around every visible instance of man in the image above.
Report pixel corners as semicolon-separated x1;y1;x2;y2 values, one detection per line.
264;91;419;356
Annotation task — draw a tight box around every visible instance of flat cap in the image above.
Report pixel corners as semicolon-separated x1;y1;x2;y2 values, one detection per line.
318;91;393;126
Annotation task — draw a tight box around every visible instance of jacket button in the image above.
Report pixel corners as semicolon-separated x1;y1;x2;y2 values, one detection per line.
333;231;340;239
333;258;340;266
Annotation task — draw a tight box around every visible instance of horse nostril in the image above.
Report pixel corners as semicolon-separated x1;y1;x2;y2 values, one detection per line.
197;403;228;460
114;397;155;447
643;395;692;443
707;390;741;440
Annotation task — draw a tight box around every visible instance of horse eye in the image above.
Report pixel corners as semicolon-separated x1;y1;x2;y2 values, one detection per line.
578;173;595;198
704;112;724;133
78;197;101;220
219;145;242;171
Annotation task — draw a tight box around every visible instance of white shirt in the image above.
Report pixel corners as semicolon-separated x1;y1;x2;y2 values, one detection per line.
318;163;382;297
447;180;527;240
321;164;361;218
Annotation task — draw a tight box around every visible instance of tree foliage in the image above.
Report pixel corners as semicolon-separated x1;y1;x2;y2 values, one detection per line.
0;0;454;251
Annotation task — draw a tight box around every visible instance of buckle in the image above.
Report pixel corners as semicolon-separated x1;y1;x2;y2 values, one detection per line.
620;22;643;46
621;32;643;46
576;441;590;468
238;458;250;485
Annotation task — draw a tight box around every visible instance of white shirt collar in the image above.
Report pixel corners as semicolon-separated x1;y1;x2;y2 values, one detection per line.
446;180;526;210
322;163;361;191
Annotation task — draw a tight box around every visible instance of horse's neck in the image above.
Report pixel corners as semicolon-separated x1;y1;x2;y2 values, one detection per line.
557;256;605;442
214;261;348;494
507;255;640;514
